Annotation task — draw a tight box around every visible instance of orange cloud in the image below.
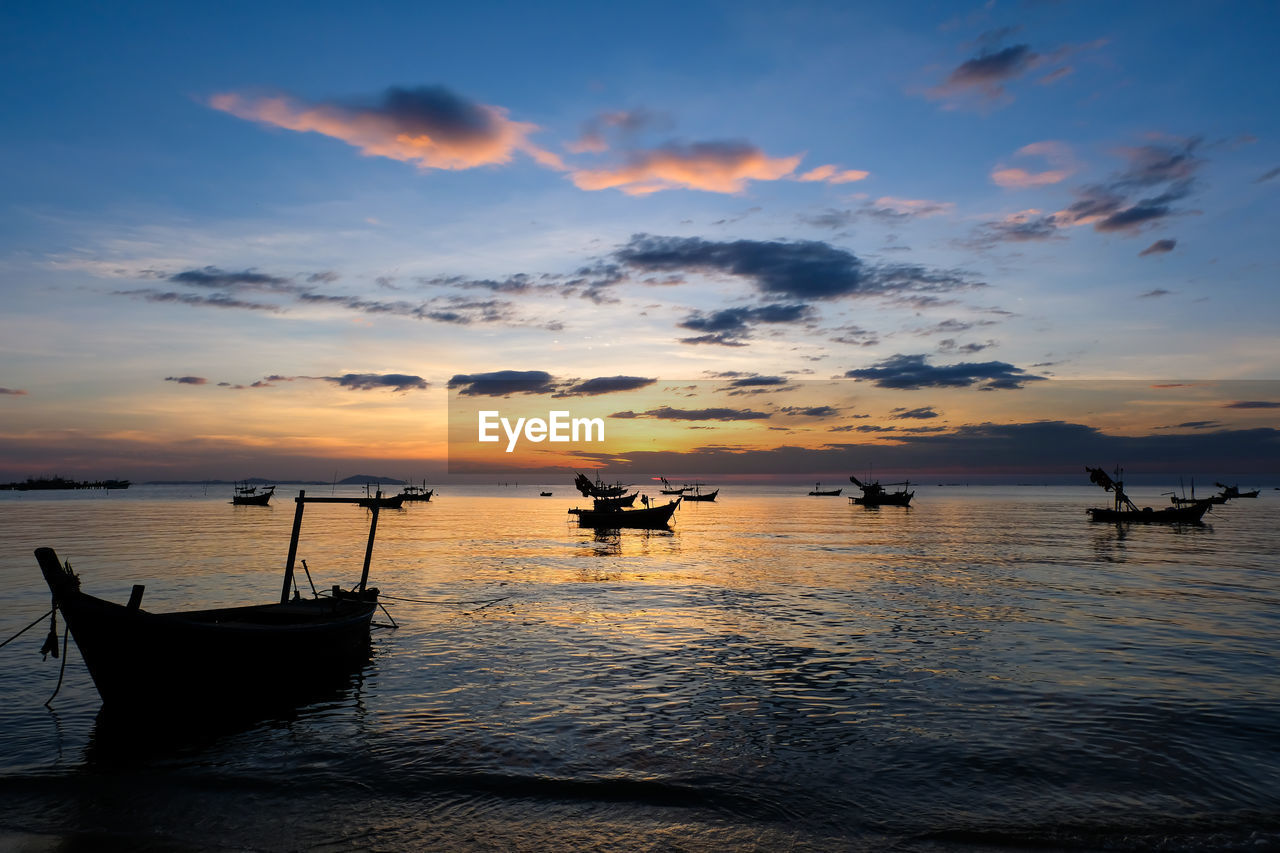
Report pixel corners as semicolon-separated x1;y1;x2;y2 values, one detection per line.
210;86;564;172
569;141;802;195
798;164;871;184
991;140;1076;188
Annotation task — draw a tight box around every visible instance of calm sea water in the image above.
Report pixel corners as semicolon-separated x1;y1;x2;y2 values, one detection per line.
1;483;1277;851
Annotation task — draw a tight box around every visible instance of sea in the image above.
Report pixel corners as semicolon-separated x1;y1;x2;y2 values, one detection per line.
0;482;1277;851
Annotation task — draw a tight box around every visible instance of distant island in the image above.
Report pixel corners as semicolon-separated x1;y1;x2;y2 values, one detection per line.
1;477;131;491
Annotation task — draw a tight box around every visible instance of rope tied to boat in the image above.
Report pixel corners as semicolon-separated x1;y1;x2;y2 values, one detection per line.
40;606;59;660
0;607;55;652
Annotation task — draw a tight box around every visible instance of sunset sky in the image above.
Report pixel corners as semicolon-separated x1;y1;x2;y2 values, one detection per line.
2;1;1277;481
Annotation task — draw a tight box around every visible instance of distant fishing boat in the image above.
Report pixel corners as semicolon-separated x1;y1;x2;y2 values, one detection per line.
1215;482;1260;500
34;490;392;712
657;476;690;495
359;486;404;509
231;482;275;506
1086;466;1211;523
808;483;842;496
569;497;681;528
848;475;913;507
539;491;553;497
682;485;718;502
398;482;434;502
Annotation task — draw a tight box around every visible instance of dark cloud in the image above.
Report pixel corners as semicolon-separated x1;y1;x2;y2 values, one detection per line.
621;406;772;421
1255;167;1280;184
169;266;297;292
1138;289;1172;298
948;44;1039;90
1139;239;1177;256
779;405;839;417
555;376;657;396
0;387;29;395
164;376;207;385
1223;400;1280;409
448;370;558;397
679;333;750;347
115;290;283;312
938;338;994;355
678;303;814;345
892;406;940;420
615;234;981;301
845;353;1046;390
797;209;857;230
327;373;427;392
727;376;789;388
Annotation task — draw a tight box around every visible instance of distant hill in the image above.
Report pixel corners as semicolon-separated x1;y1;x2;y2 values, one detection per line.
337;475;407;486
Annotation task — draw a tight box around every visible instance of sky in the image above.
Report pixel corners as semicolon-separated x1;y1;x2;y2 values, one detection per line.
1;1;1277;482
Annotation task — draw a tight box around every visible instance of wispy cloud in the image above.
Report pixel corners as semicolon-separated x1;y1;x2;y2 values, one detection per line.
1139;239;1177;256
210;85;564;172
927;38;1105;107
569;140;802;195
991;141;1077;188
555;376;657;396
0;387;29;396
164;375;207;385
566;108;671;154
678;303;813;346
610;406;772;421
796;164;870;184
1223;400;1280;409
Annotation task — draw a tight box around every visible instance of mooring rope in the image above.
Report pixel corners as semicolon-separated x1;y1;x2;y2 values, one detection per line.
0;608;55;651
44;624;70;708
379;593;510;607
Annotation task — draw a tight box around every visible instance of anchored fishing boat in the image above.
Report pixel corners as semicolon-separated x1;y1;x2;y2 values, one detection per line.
681;485;718;502
359;486;405;509
657;476;690;495
569;496;681;528
397;482;434;502
573;472;630;498
1086;466;1212;523
35;490;394;712
231;482;275;506
809;483;843;496
1215;482;1260;500
848;476;913;507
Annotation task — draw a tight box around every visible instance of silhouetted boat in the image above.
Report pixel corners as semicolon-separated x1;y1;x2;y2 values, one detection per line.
849;476;913;506
1086;466;1211;523
809;483;842;496
658;476;689;495
35;490;390;712
358;487;404;509
569;497;681;528
539;491;553;497
398;482;434;502
232;482;275;506
574;472;629;498
682;485;718;502
1215;482;1260;499
591;492;638;509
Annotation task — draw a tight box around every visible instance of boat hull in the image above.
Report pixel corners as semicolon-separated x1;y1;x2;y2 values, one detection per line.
36;548;376;711
1086;503;1210;523
231;491;272;506
851;492;913;506
569;498;680;528
682;490;718;502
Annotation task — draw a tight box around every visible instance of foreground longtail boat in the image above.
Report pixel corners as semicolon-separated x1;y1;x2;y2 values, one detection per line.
569;497;681;528
36;490;391;712
849;476;913;506
1085;466;1212;523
